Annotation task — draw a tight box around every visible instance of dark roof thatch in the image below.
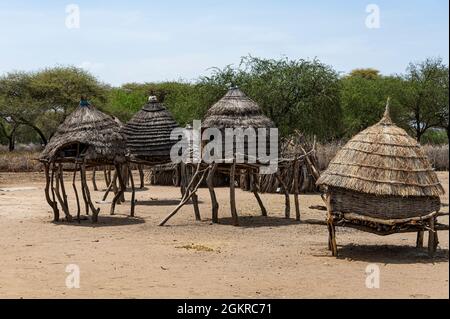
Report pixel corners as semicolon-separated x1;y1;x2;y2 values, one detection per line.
202;87;274;129
120;96;179;160
40;104;126;163
316;105;445;198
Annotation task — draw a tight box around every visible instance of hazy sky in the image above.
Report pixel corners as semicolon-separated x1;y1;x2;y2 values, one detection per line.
0;0;448;86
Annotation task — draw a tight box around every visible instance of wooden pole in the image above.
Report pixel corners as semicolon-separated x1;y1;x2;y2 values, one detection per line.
251;172;267;217
293;160;300;221
103;167;110;187
102;170;117;201
128;164;136;217
44;163;59;221
325;194;338;257
416;231;424;248
190;165;201;221
230;160;239;226
159;164;209;226
110;164;126;216
206;163;219;223
138;164;145;189
428;216;437;257
276;173;290;219
92;166;98;191
53;165;71;221
72;164;81;222
58;164;69;213
80;161;100;222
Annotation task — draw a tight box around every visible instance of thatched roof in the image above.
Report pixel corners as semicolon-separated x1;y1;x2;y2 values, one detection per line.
121;96;179;160
40;104;126;162
316;105;445;198
202;87;274;129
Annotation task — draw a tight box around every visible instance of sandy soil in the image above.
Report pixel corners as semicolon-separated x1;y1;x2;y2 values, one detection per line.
0;171;448;299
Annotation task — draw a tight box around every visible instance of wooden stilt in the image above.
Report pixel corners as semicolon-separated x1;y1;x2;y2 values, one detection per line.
251;172;267;217
53;166;71;221
138;164;145;189
206;163;219;223
428;217;436;257
416;231;424;248
72;164;81;222
110;164;126;216
50;162;59;220
120;165;127;203
58;164;69;213
293;160;300;221
103;167;110;187
127;165;136;217
92;166;98;191
276;173;290;219
325;194;338;257
159;164;209;226
230;160;239;226
80;161;100;222
102;170;117;201
189;165;201;221
44;163;59;221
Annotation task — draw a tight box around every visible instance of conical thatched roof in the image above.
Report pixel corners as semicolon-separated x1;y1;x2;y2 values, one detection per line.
40;104;126;162
317;105;445;198
202;87;274;129
121;96;179;160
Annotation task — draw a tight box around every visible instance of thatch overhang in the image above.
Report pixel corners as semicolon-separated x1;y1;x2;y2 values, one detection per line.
39;104;126;164
121;96;179;164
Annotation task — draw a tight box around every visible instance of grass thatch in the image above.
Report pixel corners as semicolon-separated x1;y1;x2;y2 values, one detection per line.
39;105;126;163
202;87;274;129
121;97;179;162
317;106;445;198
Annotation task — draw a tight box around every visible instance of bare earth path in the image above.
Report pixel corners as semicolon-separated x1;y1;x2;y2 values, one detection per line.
0;171;448;299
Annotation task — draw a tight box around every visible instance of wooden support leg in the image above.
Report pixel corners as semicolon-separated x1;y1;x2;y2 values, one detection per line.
103;167;110;188
192;192;201;221
138;164;145;189
110;164;126;216
49;163;60;221
92;166;98;191
416;231;424;248
44;163;59;221
276;173;290;219
230;161;239;226
80;162;100;222
428;217;436;257
206;163;219;223
293;160;300;221
128;165;136;217
102;171;117;201
251;172;267;217
325;194;338;257
72;164;81;222
58;164;69;214
53;166;71;222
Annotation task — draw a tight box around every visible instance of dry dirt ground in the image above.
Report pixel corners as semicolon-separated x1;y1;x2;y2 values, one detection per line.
0;171;448;299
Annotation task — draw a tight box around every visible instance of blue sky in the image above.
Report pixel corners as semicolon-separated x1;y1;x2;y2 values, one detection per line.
0;0;448;86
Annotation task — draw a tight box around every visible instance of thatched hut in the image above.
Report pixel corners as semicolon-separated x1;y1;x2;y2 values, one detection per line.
160;87;281;226
316;102;446;256
39;100;128;223
121;96;178;164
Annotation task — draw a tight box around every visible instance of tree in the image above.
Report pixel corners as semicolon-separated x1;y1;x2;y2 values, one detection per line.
340;75;406;137
398;58;449;142
348;68;380;80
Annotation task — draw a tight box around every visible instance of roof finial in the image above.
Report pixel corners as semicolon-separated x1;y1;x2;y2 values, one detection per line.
380;97;392;124
148;95;158;103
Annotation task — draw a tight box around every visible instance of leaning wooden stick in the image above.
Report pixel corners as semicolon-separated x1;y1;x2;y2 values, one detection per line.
72;163;81;222
276;172;290;219
159;163;209;226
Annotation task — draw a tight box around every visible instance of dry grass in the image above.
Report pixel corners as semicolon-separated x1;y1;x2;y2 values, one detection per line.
175;243;217;252
0;151;43;172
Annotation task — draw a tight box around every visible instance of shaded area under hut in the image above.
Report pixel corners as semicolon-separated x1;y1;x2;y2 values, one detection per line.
316;100;448;257
39;99;129;223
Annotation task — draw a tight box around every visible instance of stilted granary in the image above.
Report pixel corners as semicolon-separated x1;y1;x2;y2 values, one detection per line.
160;87;284;226
120;96;179;214
39;98;128;223
316;100;447;257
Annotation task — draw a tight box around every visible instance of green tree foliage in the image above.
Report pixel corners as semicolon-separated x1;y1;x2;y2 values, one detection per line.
349;68;380;80
397;57;449;142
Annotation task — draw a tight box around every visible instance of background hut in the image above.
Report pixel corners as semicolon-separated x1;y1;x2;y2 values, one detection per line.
316;102;446;256
39;100;128;223
160;87;281;226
